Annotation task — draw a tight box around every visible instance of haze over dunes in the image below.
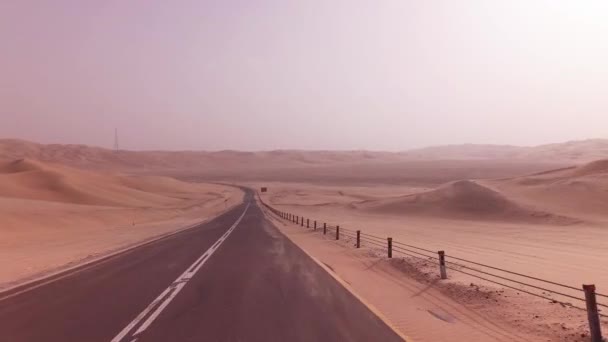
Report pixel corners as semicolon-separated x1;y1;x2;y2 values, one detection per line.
0;139;405;171
4;138;606;187
2;139;607;171
402;139;608;161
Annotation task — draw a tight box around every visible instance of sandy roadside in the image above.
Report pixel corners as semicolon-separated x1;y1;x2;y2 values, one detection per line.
254;181;608;297
259;199;604;342
0;185;244;290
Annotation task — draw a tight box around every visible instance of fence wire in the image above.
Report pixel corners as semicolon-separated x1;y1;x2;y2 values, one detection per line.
444;261;586;303
393;248;438;264
393;241;436;254
444;253;586;294
360;232;386;242
393;245;438;260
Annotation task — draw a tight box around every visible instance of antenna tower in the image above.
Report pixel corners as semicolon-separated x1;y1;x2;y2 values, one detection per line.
114;128;119;151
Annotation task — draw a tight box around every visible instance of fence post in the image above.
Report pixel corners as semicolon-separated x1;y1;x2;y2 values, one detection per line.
336;226;340;240
583;284;603;342
307;218;309;228
323;223;327;235
438;251;447;279
388;238;393;258
314;221;317;231
356;230;361;248
301;217;304;227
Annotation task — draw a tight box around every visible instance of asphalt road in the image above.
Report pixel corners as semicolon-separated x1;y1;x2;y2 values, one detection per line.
0;190;404;342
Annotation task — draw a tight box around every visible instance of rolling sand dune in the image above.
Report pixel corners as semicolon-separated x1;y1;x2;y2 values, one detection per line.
2;139;605;176
404;139;608;162
572;159;608;176
0;159;181;207
0;139;408;172
356;180;578;224
489;159;608;223
0;158;243;288
255;159;608;341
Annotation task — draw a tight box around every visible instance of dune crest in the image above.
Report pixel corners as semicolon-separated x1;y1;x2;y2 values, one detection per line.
572;159;608;176
489;159;608;221
0;159;219;208
359;180;575;224
0;158;49;174
0;157;243;287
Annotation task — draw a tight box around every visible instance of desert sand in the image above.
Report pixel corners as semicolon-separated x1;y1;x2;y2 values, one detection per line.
3;138;607;174
3;138;608;341
0;158;243;289
255;159;608;341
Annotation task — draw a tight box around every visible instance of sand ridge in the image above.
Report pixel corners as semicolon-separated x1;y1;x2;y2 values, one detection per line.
254;158;608;341
0;159;184;207
0;158;244;288
488;159;608;223
2;139;607;175
356;180;578;224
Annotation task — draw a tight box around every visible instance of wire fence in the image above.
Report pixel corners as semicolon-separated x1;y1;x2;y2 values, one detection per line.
258;193;607;339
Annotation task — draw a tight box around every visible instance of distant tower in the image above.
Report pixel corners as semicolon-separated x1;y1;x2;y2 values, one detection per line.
114;128;119;151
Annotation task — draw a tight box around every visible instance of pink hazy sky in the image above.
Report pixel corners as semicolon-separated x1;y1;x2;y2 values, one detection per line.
1;1;607;151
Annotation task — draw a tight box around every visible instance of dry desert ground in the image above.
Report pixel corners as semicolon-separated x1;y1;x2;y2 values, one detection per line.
3;138;608;341
251;159;608;342
0;157;243;289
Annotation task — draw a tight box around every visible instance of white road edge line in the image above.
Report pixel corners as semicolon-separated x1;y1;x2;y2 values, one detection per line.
0;198;243;302
111;201;250;342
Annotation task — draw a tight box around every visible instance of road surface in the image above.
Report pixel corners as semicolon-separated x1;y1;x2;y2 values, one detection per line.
0;190;404;342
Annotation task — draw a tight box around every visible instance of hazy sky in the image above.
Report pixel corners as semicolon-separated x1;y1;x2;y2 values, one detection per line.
1;1;607;151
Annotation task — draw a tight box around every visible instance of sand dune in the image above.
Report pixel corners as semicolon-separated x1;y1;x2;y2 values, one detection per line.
0;158;219;207
404;139;608;162
352;158;608;224
0;158;243;288
0;139;407;172
257;165;608;341
356;180;576;224
489;159;608;223
2;139;606;176
255;159;608;226
572;159;608;176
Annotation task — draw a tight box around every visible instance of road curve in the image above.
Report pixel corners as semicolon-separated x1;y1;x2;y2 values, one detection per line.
0;189;404;342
